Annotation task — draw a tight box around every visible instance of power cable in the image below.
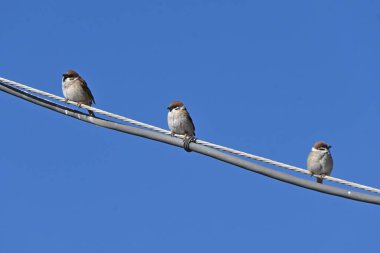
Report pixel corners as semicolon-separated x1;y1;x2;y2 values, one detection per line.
1;77;380;205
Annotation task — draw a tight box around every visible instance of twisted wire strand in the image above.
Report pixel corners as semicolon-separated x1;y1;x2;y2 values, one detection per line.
1;76;379;194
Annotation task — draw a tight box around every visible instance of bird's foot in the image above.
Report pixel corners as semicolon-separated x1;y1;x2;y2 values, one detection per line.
170;131;175;137
183;136;196;152
64;98;69;103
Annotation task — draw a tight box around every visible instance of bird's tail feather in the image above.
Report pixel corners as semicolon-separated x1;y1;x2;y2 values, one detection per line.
88;109;95;117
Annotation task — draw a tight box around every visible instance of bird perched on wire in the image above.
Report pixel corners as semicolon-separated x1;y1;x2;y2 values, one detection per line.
307;141;333;184
167;101;196;152
62;70;96;116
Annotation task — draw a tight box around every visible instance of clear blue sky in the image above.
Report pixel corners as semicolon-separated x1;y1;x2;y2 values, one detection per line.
1;0;380;252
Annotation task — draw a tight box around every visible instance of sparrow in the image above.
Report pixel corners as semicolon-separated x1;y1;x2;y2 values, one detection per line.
62;70;96;116
307;141;333;184
167;101;196;152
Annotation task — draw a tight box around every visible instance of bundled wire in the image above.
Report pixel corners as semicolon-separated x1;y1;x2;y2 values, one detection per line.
1;76;380;205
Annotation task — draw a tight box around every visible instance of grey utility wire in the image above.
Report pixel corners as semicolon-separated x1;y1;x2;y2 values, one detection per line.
1;81;380;205
1;77;380;194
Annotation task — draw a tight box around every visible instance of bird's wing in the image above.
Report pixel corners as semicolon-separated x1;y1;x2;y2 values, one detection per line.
322;153;334;175
79;77;96;104
186;111;196;135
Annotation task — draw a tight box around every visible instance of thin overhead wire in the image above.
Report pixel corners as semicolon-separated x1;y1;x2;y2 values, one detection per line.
1;76;380;196
1;81;380;205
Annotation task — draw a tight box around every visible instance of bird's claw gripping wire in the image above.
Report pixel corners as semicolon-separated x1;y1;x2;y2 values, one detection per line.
75;102;95;117
183;136;196;152
63;99;94;117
